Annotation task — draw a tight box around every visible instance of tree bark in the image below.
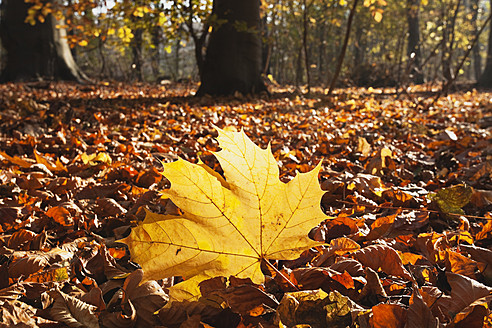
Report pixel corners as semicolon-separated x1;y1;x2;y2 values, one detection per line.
302;0;311;93
470;0;482;80
131;27;144;81
197;0;267;96
406;0;424;84
479;0;492;86
327;0;359;96
0;0;87;83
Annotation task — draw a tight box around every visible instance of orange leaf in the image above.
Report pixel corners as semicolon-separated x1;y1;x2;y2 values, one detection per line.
352;244;412;280
46;206;73;226
370;303;407;328
366;212;397;240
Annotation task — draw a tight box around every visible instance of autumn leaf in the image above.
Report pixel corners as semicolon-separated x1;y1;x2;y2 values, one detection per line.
370;303;407;328
428;184;473;218
121;128;329;300
275;289;362;327
49;288;99;328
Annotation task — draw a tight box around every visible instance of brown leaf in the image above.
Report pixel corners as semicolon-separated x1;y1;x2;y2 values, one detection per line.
49;288;99;328
94;198;127;217
286;266;356;292
8;248;73;280
99;295;136;328
433;272;492;322
369;303;407;328
135;167;162;188
365;148;394;175
313;237;360;267
359;267;387;303
452;298;490;327
7;229;37;250
469;189;492;208
8;254;50;279
0;299;42;327
122;269;169;327
0;206;29;230
330;258;365;277
157;300;239;328
445;250;478;278
0;283;26;300
46;206;73;226
76;183;131;200
351;244;412;280
310;217;360;242
80;287;106;311
16;174;44;190
365;212;397;241
347;173;388;200
24;267;69;283
406;286;438;328
275;289;357;327
83;245;128;282
205;283;278;316
460;244;492;265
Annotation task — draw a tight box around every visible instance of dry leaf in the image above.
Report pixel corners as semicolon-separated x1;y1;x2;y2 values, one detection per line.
351;244;412;280
121;128;329;300
369;303;407;328
49;288;99;328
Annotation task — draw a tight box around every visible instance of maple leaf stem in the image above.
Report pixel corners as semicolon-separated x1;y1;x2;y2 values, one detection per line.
262;258;299;291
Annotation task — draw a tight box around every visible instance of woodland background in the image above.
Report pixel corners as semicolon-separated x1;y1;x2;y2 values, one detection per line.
1;0;492;90
0;1;492;328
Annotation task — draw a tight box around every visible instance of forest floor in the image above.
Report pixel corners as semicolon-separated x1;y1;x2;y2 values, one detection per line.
0;81;491;327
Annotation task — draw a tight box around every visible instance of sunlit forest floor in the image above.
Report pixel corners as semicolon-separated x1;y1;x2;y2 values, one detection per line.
0;82;491;327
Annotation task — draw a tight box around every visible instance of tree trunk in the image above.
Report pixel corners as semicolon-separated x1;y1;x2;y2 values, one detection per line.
0;0;87;83
406;0;424;84
197;0;267;96
479;0;492;86
131;27;144;81
302;0;311;93
470;0;482;80
327;0;359;96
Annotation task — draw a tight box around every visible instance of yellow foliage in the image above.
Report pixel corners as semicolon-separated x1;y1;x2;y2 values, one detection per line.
121;128;329;300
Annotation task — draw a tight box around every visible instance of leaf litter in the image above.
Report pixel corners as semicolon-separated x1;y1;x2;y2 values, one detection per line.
0;82;491;327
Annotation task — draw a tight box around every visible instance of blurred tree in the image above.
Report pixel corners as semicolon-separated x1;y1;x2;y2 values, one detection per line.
406;0;423;83
197;0;267;95
0;0;87;82
469;0;481;80
479;0;492;86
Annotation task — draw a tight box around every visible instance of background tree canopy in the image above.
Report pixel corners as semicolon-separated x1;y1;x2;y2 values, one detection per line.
1;0;492;92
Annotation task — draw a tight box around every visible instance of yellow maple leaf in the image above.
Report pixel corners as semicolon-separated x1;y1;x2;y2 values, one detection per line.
120;128;329;300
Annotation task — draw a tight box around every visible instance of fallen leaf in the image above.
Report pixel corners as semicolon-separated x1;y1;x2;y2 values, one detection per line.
49;288;99;328
202;283;278;316
6;229;37;250
351;244;412;281
121;128;329;300
275;289;361;327
46;206;73;226
157;300;240;328
366;147;394;175
433;272;492;321
0;299;45;327
369;303;407;328
406;286;438;328
428;184;473;218
122;269;169;327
